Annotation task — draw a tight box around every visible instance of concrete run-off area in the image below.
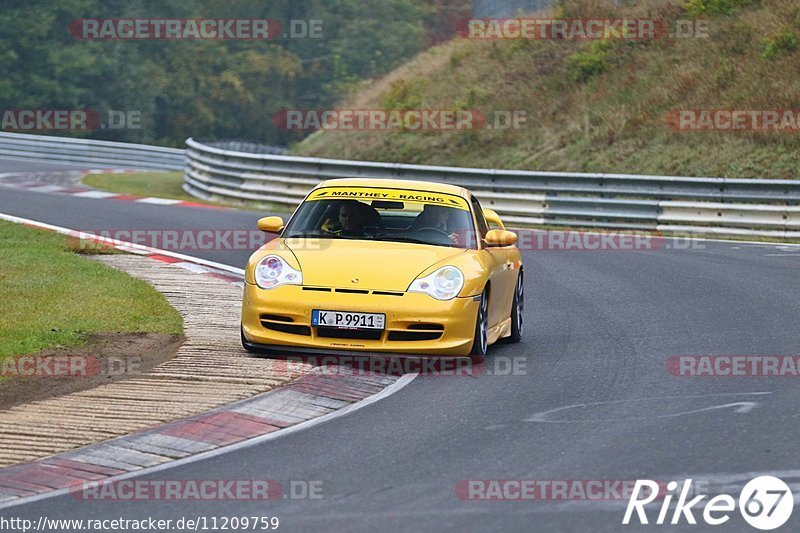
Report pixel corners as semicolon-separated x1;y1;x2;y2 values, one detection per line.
0;253;399;486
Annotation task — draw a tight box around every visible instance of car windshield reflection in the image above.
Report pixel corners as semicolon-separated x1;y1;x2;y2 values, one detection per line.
283;195;478;249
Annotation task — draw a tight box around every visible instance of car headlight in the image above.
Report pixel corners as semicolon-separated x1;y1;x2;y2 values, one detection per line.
254;255;302;289
408;266;464;301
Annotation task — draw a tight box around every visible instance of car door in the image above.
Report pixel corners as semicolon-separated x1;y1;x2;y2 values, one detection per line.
471;196;514;327
482;207;518;318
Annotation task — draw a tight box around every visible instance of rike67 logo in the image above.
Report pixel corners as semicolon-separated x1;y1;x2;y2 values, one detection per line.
623;477;793;530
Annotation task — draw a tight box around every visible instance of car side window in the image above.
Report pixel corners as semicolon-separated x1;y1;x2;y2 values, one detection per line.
471;197;489;239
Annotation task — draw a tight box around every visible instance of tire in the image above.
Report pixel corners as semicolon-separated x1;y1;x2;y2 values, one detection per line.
469;289;489;364
505;270;524;343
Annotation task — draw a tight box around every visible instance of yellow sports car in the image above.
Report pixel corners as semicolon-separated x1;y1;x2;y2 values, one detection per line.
240;178;523;363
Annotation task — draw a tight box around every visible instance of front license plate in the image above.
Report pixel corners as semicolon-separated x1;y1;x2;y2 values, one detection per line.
312;310;385;330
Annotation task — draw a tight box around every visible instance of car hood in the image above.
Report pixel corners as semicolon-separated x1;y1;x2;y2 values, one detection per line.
284;239;467;291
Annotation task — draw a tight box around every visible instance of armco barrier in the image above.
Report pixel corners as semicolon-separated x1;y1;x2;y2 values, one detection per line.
183;138;800;240
4;132;794;240
0;132;184;170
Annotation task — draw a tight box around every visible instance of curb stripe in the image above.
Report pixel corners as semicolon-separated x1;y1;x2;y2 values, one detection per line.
0;367;412;508
1;170;231;210
136;197;183;205
0;373;416;510
0;212;418;510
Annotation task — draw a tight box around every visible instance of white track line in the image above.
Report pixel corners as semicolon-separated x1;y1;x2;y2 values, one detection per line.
71;190;120;199
0;210;794;512
0;212;418;510
0;212;244;276
136;197;183;205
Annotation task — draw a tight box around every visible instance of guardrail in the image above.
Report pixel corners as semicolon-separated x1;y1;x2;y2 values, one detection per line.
0;132;184;170
183;137;800;239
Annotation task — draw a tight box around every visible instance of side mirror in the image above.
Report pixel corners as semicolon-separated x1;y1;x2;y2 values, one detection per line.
485;229;517;247
257;216;284;233
483;209;505;230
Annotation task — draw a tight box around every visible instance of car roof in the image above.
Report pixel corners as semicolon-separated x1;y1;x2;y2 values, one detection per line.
314;178;471;199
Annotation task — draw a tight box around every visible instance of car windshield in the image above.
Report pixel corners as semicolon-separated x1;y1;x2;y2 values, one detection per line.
283;187;478;249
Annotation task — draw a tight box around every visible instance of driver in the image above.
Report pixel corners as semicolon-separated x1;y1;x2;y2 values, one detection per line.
321;201;369;236
411;204;461;245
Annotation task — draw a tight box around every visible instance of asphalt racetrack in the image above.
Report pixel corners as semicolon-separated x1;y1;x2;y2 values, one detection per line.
1;158;799;532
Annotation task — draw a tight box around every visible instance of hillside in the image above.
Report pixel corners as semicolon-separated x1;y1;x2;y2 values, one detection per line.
294;0;800;179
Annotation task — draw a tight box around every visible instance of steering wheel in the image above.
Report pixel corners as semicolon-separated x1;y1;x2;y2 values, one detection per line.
414;226;451;237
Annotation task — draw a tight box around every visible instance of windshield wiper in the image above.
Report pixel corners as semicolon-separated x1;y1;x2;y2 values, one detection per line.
283;231;339;239
375;236;436;245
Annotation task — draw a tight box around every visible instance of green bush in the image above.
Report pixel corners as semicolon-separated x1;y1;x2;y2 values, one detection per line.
762;31;799;59
567;40;614;82
454;86;490;110
380;79;424;110
683;0;756;16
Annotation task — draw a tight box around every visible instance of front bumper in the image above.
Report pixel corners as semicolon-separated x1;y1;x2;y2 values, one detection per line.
241;282;479;356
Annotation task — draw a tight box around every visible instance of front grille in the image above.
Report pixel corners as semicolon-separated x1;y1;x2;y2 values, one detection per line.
261;320;311;337
261;321;311;336
388;331;443;341
260;314;310;336
407;323;444;331
388;323;444;341
260;314;293;323
334;288;370;294
317;327;382;340
301;286;404;296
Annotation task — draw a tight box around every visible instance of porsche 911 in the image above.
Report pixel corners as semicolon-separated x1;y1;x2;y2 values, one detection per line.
241;178;523;363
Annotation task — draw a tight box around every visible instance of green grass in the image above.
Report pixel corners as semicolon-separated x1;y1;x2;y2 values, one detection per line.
82;171;205;203
82;172;293;212
0;221;183;358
